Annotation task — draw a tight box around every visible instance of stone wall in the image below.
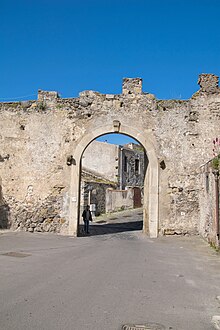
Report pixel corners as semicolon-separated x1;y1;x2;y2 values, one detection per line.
199;161;219;246
106;188;134;213
0;74;220;238
0;100;70;234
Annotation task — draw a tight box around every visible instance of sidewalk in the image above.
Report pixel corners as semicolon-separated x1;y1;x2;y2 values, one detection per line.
93;207;143;223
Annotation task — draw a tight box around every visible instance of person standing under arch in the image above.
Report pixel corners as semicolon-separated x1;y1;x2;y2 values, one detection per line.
82;205;92;234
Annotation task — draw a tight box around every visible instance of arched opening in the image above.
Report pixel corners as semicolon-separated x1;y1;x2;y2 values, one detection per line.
68;123;159;238
79;133;148;236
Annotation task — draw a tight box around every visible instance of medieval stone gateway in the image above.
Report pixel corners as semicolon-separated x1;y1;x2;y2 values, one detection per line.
0;74;219;241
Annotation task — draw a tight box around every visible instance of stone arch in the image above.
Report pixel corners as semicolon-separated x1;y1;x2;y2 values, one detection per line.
68;123;159;238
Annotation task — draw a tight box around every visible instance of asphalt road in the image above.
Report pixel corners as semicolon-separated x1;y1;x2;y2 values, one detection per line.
0;210;220;330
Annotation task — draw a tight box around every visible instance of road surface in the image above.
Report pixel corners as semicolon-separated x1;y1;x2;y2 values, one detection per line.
0;209;220;330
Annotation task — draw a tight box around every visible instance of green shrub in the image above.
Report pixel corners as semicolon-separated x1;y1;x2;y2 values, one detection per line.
212;156;220;170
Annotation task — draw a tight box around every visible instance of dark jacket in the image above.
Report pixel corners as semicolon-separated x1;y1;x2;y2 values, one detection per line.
82;209;92;221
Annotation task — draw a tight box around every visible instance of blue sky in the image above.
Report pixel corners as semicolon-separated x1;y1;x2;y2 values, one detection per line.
96;133;137;145
1;0;220;144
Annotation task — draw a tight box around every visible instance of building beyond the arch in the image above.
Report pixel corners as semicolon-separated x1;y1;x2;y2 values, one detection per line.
0;74;219;243
82;140;145;189
81;140;145;215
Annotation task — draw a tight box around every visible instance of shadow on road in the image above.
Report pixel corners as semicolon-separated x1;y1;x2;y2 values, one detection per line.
78;220;143;237
0;184;10;229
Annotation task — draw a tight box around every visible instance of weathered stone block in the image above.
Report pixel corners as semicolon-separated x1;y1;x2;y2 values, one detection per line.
38;90;58;101
122;78;142;95
198;74;219;93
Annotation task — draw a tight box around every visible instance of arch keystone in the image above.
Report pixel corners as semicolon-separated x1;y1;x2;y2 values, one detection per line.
113;120;121;132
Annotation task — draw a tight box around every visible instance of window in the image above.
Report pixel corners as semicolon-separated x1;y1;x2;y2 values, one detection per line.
124;156;128;172
135;159;139;173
